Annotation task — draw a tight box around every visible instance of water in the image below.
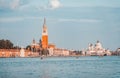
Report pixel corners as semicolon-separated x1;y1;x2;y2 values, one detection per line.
0;56;120;78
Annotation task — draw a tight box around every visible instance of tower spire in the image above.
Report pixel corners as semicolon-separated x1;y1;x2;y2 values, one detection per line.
33;38;35;44
42;18;48;49
43;18;46;26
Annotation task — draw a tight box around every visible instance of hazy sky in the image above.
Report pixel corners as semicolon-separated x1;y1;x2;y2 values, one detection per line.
0;0;120;51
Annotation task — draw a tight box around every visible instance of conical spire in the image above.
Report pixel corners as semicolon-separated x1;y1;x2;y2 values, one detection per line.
43;18;46;27
42;18;48;35
33;38;35;44
44;18;46;25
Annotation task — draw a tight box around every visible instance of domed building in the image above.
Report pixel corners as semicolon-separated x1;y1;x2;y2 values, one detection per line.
30;18;49;53
30;39;41;52
85;41;111;56
30;18;69;56
95;41;103;50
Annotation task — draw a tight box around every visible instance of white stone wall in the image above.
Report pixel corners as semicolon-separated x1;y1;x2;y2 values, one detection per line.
48;48;54;56
20;48;25;57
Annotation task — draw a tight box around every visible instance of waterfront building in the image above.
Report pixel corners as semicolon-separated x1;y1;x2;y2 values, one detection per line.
53;48;69;56
30;18;49;52
0;49;19;57
20;48;25;57
48;48;54;56
0;49;32;57
85;41;111;56
30;18;70;56
31;39;41;52
48;43;56;56
116;48;120;56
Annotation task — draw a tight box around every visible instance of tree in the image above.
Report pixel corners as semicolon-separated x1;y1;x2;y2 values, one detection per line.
0;39;14;49
13;46;21;49
26;45;31;50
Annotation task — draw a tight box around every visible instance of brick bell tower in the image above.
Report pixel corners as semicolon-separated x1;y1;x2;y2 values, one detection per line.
42;18;48;49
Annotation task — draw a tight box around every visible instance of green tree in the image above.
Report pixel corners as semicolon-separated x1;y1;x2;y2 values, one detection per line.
0;39;14;49
26;45;31;50
13;46;20;49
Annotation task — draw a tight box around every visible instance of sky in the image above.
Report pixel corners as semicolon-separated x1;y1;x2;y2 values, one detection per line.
0;0;120;51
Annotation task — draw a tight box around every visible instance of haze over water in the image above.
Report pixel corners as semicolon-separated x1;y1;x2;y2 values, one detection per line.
0;56;120;78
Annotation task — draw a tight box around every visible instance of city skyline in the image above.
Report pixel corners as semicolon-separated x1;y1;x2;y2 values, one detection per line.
0;0;120;50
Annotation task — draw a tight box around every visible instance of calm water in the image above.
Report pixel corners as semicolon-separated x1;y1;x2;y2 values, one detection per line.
0;56;120;78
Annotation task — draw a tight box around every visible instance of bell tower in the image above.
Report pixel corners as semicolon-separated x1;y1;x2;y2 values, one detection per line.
42;18;48;49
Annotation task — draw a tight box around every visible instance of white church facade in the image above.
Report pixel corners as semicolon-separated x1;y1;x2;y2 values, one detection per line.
83;41;111;56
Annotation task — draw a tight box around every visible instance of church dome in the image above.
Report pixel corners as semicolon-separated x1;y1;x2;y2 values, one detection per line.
95;41;103;49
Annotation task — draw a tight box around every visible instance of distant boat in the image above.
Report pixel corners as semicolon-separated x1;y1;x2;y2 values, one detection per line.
41;56;43;59
40;55;44;60
76;56;79;59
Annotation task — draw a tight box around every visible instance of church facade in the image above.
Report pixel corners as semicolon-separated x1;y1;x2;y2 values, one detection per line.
30;18;55;49
30;18;70;56
82;41;111;56
30;18;49;52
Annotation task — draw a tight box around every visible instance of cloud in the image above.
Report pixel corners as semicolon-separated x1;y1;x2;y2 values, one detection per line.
10;0;20;10
49;0;62;9
0;0;62;11
58;19;101;23
0;0;20;10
